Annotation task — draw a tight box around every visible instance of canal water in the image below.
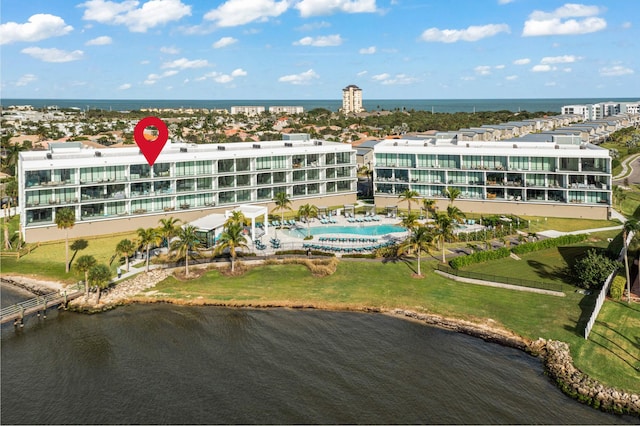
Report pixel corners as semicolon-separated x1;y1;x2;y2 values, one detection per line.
0;285;633;424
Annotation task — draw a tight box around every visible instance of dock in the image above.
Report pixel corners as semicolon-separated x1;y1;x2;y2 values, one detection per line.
1;284;84;326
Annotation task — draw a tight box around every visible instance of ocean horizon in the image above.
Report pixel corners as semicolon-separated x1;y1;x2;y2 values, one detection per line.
2;97;639;114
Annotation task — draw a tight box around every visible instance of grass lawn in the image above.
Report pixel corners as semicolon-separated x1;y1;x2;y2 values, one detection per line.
619;188;640;219
518;216;620;233
144;258;640;394
1;231;138;283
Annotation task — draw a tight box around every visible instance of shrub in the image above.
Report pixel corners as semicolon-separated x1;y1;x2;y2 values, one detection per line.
609;275;626;300
449;247;511;269
573;249;622;289
511;234;588;255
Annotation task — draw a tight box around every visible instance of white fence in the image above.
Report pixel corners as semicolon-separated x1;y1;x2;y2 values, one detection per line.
584;230;635;339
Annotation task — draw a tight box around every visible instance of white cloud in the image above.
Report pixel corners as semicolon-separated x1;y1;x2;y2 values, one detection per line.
80;0;191;33
505;75;518;80
162;57;209;69
16;74;37;86
522;3;607;36
160;46;180;54
599;66;634;77
495;64;505;69
540;55;582;64
373;73;418;85
372;73;390;81
144;70;179;85
460;76;476;81
204;0;289;27
513;58;531;65
563;67;572;72
212;36;238;49
21;47;84;62
85;35;112;45
359;46;376;54
278;69;319;85
294;34;343;47
295;0;377;17
0;14;73;45
296;21;331;31
474;65;492;75
420;23;510;43
531;64;555;72
196;68;247;84
118;83;132;90
622;22;632;29
545;81;557;86
498;0;514;4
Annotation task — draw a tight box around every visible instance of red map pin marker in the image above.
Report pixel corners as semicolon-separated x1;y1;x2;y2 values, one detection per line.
134;116;169;166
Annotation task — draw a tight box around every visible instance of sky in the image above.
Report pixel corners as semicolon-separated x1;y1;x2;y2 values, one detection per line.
1;0;638;100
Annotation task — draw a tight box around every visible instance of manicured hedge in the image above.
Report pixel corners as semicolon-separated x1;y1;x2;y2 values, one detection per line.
449;247;511;269
511;234;589;255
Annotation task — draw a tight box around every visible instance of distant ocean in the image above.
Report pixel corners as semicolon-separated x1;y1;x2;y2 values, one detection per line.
1;98;639;114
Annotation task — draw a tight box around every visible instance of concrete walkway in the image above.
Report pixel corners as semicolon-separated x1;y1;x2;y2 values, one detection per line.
434;270;566;297
612;152;640;182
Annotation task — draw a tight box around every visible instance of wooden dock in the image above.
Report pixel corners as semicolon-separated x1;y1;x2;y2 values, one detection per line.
1;285;84;326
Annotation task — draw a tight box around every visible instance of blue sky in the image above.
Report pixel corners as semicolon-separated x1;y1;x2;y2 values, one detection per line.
1;0;638;100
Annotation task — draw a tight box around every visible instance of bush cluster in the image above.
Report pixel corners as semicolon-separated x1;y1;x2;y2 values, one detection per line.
609;275;626;300
511;234;588;255
449;247;511;269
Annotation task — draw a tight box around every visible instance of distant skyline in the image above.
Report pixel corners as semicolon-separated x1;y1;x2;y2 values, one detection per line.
1;0;638;100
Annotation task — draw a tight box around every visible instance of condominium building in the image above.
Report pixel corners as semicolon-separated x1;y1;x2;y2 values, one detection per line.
18;137;357;242
230;106;266;116
268;106;304;114
372;134;612;219
342;84;364;114
562;101;640;120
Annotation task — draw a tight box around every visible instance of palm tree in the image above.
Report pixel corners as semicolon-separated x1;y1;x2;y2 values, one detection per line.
446;205;466;224
158;217;181;250
137;227;161;273
115;239;135;272
298;203;318;237
612;185;625;210
399;226;434;276
215;222;249;273
75;255;97;299
55;208;76;273
398;189;419;214
273;192;292;227
225;210;246;227
171;225;203;276
422;198;436;221
398;212;420;231
435;212;455;263
622;219;639;303
445;187;462;206
89;264;112;304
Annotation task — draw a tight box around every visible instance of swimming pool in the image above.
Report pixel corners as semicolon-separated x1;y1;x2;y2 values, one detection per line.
284;224;407;238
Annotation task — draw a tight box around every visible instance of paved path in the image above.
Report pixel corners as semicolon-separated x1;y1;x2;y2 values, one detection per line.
434;270;566;297
613;152;640;183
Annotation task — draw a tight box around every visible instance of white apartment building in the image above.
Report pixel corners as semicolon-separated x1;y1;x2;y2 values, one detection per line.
268;106;304;114
373;134;612;220
342;84;364;114
18;137;357;242
562;101;640;120
230;106;266;116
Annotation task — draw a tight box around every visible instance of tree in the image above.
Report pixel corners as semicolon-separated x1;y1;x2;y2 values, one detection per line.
225;210;246;227
422;199;436;221
445;187;461;205
446;205;465;224
136;227;161;273
3;177;18;219
115;239;135;272
171;225;203;276
158;217;181;250
435;212;455;263
398;189;419;214
89;264;112;304
398;212;419;231
573;249;621;289
75;255;97;299
55;208;76;273
399;226;434;276
273;192;291;227
297;203;318;237
622;219;639;303
215;222;249;273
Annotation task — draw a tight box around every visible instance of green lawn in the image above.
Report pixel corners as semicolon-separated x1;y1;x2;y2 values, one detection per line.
518;216;620;233
1;231;138;283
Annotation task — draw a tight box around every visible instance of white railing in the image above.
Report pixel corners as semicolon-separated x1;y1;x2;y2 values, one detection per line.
584;230;634;339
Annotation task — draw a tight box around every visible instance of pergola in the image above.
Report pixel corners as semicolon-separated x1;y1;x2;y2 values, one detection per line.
225;204;269;239
343;204;355;217
385;206;398;217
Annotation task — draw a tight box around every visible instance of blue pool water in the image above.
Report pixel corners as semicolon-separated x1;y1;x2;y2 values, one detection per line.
308;224;406;236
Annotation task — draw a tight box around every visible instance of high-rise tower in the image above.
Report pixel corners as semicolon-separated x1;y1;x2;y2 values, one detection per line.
341;84;363;114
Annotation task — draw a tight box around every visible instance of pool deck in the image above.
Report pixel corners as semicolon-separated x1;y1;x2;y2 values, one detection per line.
253;214;411;256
